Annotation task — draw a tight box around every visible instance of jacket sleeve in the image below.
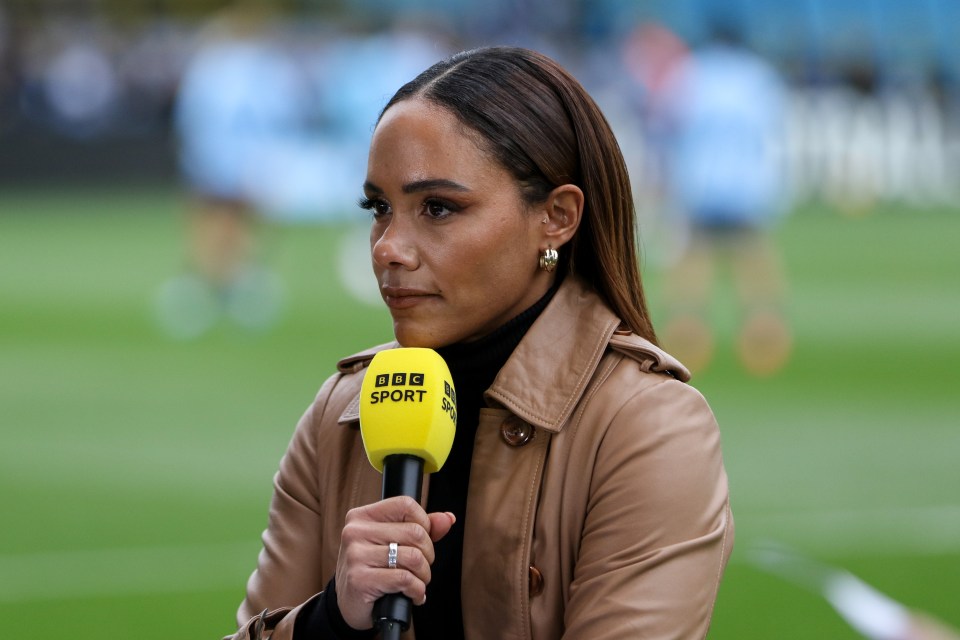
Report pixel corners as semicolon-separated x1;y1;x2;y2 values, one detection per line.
223;374;341;640
562;377;733;639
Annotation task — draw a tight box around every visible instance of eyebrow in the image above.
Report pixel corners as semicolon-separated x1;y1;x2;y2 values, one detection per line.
363;179;471;195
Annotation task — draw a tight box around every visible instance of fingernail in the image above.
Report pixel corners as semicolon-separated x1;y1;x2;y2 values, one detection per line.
446;512;457;524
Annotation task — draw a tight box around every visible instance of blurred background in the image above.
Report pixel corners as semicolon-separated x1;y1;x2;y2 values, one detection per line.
1;0;958;638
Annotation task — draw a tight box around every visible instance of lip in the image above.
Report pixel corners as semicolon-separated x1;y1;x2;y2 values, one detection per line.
381;286;439;310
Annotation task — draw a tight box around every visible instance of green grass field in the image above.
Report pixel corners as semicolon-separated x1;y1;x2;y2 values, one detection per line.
1;187;958;639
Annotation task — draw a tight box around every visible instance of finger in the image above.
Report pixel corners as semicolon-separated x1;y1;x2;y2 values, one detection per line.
336;544;430;599
339;534;434;589
379;542;432;583
342;518;437;564
342;565;428;612
370;496;433;529
427;512;456;542
341;512;438;562
368;565;428;605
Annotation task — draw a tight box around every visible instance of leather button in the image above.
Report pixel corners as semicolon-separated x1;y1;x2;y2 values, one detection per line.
529;565;544;596
613;323;632;336
501;416;535;446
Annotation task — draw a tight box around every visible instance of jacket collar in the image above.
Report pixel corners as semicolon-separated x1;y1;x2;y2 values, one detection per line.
336;342;396;425
337;276;688;429
483;275;620;433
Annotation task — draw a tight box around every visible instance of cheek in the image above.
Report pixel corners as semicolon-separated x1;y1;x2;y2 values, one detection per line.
456;224;535;288
471;225;522;264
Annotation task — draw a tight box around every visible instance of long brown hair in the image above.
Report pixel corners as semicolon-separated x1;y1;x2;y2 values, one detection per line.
381;46;658;343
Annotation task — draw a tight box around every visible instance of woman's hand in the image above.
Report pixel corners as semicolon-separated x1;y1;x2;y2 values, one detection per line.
334;496;456;630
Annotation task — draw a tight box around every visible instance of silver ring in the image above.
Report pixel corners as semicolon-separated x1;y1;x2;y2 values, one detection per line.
387;542;399;569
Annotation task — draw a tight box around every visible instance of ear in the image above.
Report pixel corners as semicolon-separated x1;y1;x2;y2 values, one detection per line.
539;184;583;249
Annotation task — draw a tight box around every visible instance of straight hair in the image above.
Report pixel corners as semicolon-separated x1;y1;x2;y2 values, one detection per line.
381;46;657;343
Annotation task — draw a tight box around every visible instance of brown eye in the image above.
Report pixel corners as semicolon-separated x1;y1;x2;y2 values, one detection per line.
423;198;459;220
374;200;391;216
358;196;391;218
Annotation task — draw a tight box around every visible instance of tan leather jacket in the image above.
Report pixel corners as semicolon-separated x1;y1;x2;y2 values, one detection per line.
229;276;733;639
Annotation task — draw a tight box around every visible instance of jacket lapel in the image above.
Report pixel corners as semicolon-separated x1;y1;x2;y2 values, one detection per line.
485;276;620;433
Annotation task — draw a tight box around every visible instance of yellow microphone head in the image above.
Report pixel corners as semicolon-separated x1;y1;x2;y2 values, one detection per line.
359;348;457;474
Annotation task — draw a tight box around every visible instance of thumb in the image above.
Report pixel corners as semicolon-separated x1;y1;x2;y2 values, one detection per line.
427;511;456;542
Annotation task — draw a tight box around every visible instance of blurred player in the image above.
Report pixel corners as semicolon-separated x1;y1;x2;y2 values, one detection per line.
656;17;792;375
156;1;302;338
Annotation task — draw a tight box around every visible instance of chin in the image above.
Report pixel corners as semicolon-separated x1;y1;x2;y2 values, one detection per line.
393;322;453;350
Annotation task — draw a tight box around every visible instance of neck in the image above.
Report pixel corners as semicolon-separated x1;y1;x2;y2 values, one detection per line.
437;276;561;382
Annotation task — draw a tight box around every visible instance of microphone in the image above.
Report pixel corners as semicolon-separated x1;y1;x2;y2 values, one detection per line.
359;347;457;639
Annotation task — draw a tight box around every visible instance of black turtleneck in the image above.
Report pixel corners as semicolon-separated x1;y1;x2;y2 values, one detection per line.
295;280;560;640
414;280;559;639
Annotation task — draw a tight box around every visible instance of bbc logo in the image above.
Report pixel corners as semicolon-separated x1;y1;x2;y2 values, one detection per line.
374;372;425;388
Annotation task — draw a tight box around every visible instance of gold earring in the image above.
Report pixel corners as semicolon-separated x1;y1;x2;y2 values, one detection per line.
539;247;559;272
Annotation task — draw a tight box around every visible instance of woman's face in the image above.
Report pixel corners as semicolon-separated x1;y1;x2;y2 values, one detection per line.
363;98;554;348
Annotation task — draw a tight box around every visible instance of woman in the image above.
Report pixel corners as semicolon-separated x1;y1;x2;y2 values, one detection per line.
227;46;732;640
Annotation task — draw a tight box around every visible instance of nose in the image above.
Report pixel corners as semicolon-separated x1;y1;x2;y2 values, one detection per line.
371;217;419;270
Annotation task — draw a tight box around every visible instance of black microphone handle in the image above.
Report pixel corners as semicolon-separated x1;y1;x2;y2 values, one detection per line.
374;454;425;639
381;454;424;502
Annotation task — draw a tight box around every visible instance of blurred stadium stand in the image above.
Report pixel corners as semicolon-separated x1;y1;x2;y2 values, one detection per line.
1;0;958;206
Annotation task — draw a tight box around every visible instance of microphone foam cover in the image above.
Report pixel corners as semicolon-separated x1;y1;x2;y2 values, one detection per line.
359;348;457;473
